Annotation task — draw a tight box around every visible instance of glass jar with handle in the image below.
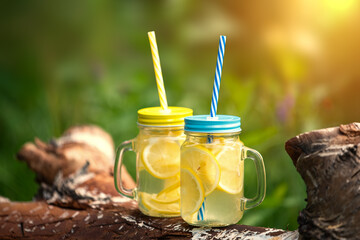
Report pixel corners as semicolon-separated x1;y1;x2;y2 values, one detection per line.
180;115;266;226
115;106;192;217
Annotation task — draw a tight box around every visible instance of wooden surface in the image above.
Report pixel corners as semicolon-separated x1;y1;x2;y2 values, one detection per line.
0;200;298;239
0;125;297;239
286;122;360;240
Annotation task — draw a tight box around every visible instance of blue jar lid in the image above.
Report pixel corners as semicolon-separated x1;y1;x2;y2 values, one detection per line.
184;115;241;133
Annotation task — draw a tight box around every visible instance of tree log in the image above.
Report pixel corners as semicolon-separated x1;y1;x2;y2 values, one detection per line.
285;122;360;240
0;125;297;239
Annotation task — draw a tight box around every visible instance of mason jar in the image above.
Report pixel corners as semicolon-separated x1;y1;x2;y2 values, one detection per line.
180;115;266;226
115;106;193;217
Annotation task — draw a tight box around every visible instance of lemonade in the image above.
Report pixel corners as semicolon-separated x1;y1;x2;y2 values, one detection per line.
181;135;244;226
114;106;193;217
136;130;185;217
180;115;266;227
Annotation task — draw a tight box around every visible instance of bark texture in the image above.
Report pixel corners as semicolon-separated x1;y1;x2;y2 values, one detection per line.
0;125;296;239
285;122;360;240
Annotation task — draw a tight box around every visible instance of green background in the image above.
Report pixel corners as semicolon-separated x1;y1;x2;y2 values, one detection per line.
1;0;360;230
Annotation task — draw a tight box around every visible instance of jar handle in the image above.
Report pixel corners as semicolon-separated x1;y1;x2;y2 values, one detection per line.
114;139;136;198
241;146;266;210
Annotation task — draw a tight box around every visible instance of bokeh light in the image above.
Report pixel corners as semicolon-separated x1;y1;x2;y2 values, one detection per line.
0;0;359;230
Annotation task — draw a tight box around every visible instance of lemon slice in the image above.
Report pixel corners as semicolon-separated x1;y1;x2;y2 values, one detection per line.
216;146;244;194
208;143;226;156
181;146;220;196
180;168;205;216
141;137;180;179
152;182;180;204
141;192;180;215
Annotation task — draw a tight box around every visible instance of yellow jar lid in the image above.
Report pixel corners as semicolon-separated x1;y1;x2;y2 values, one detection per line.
138;106;193;126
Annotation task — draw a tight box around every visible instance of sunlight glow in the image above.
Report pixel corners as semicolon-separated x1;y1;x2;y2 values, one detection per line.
321;0;357;17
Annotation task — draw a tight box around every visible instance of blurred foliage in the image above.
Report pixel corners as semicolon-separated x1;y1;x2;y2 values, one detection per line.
1;0;360;230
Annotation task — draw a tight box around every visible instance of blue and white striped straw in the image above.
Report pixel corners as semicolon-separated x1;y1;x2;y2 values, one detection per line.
197;35;227;222
210;35;226;118
197;201;206;221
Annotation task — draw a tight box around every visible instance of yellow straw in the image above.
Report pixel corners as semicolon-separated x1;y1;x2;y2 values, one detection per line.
148;31;168;110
